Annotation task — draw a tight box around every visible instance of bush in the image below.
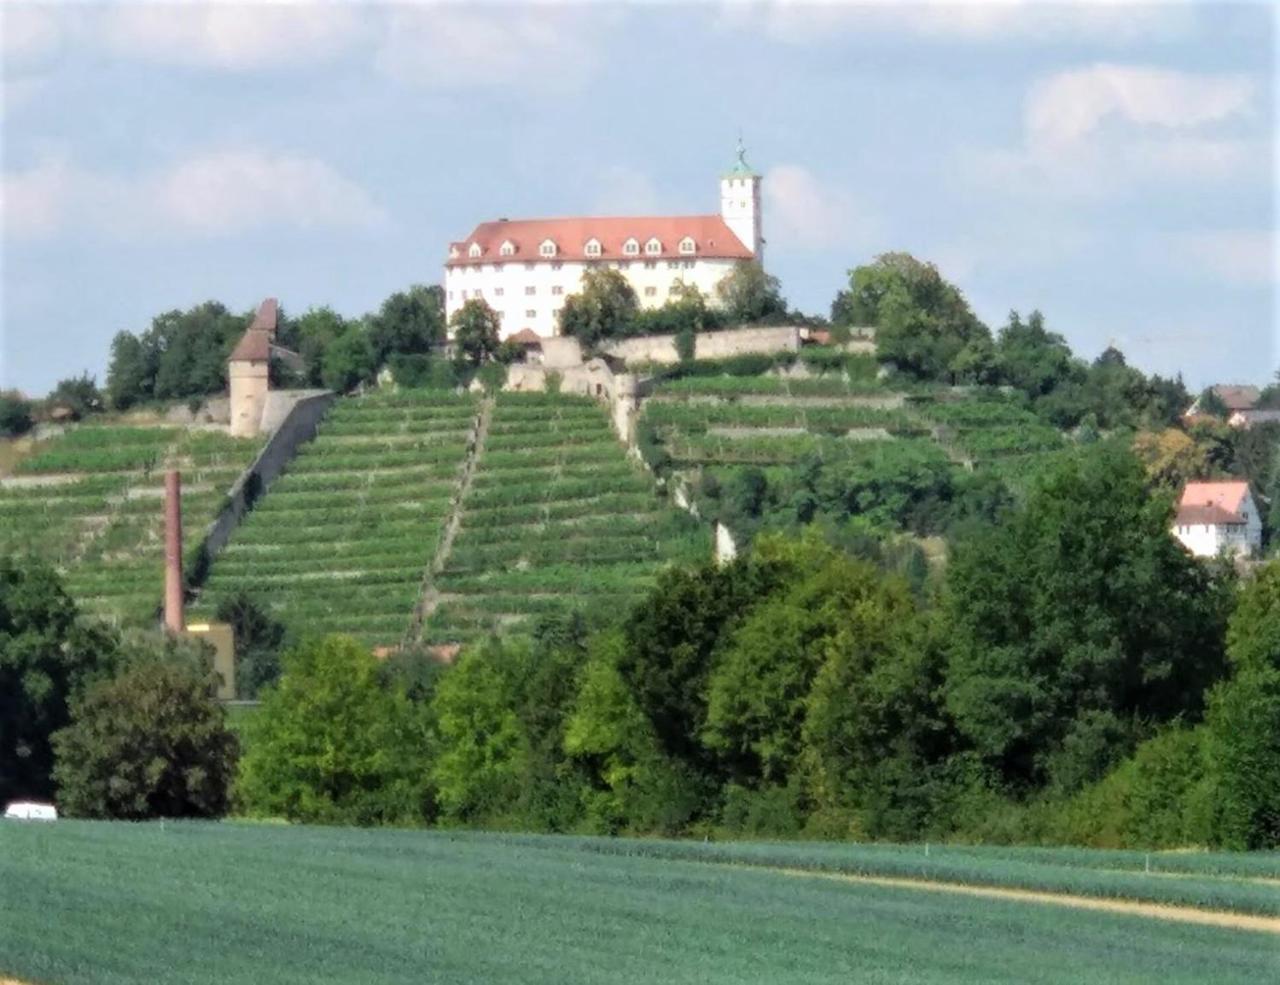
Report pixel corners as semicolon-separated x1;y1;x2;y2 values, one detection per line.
52;656;237;819
0;391;35;437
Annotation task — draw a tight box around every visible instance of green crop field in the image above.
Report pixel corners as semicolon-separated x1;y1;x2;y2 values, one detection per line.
2;822;1276;985
192;391;478;649
422;392;708;645
0;426;262;626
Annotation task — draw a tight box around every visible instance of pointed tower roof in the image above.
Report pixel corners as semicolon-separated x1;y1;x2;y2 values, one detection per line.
723;137;759;179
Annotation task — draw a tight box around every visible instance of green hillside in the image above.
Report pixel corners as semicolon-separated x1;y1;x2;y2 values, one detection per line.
421;392;708;645
2;821;1274;985
0;424;260;625
192;391;478;649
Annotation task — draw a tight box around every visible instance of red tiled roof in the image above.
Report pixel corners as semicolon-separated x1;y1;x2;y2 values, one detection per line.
507;328;543;346
447;215;753;266
1213;385;1260;411
229;328;272;362
1176;503;1245;526
250;297;278;334
1180;481;1249;517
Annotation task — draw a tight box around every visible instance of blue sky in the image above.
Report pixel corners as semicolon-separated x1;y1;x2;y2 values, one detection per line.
2;1;1274;395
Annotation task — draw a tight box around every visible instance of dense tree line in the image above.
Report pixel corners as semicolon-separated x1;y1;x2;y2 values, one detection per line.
223;443;1276;849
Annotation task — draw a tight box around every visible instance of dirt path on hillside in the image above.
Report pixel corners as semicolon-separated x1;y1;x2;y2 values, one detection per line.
404;397;493;643
768;866;1280;934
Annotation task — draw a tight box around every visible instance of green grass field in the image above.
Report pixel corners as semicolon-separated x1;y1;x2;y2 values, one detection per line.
2;822;1276;985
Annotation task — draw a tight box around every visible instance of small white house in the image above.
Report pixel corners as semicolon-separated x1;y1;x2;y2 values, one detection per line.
1172;481;1261;558
3;801;57;821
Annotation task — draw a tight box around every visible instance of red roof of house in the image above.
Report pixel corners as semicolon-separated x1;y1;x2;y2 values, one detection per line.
229;328;272;362
250;297;278;334
1176;503;1246;526
1177;481;1250;525
447;215;753;267
507;328;543;346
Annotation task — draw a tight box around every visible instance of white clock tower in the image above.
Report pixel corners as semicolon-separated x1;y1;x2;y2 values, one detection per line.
719;138;763;263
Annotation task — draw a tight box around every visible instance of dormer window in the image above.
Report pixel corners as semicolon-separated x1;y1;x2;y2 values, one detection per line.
468;242;482;258
449;245;460;259
584;238;602;257
500;240;516;257
679;237;696;255
623;238;640;256
539;239;557;258
644;237;662;256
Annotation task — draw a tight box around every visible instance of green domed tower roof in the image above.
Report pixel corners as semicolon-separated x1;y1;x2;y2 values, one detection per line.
722;137;759;179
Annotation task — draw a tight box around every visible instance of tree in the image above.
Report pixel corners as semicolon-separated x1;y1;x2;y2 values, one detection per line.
1203;666;1280;848
0;557;119;804
368;284;446;365
942;442;1232;792
558;268;640;349
449;299;502;368
149;302;245;401
716;261;786;324
993;310;1077;399
214;591;287;698
47;373;103;420
105;332;157;410
236;635;431;824
1195;386;1230;419
282;307;353;387
0;391;35;438
320;324;377;392
51;656;237;819
851;253;990;381
1132;428;1209;489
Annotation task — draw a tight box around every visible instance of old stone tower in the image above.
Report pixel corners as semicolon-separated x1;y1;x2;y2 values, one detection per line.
228;298;278;438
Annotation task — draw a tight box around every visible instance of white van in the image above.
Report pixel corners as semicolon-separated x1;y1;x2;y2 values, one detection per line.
3;801;58;821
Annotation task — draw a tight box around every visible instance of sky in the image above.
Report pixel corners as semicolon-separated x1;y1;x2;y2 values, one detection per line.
1;0;1275;395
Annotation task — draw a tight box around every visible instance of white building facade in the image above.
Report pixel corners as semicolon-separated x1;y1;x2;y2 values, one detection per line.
445;145;763;341
1172;481;1262;558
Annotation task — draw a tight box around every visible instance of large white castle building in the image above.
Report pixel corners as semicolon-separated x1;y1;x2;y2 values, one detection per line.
445;144;763;340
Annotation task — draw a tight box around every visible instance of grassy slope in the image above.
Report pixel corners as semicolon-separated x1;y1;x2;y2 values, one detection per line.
2;822;1276;985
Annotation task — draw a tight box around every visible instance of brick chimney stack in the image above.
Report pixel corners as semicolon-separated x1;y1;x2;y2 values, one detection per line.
164;470;184;633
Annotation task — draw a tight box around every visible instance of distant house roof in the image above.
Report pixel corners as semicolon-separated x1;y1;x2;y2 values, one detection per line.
447;215;753;267
229;329;272;362
1213;385;1260;411
1177;481;1250;525
508;328;543;347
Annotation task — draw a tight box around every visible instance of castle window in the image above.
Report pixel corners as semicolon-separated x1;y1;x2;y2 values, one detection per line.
643;261;656;270
525;263;535;271
494;287;504;297
525;309;537;318
540;239;557;258
525;285;536;295
552;286;564;296
644;287;657;297
667;261;679;269
644;238;662;255
475;288;483;297
618;261;630;270
551;262;563;271
468;243;482;258
584;238;602;257
500;240;516;257
447;291;453;300
461;290;468;300
682;261;694;269
623;238;640;256
679;237;696;255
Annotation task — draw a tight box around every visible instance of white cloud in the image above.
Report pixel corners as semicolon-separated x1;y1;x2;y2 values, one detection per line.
718;0;1194;46
763;165;877;252
100;4;369;70
963;63;1262;198
1;4;64;63
1027;64;1254;149
2;151;385;241
374;7;614;92
1170;230;1275;288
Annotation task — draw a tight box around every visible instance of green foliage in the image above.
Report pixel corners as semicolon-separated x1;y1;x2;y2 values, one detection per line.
280;306;356;387
214;591;287;698
47;373;104;420
368;284;446;365
321;324;378;392
1195;386;1230;419
1203;666;1280;849
715;261;787;323
236;635;432;824
0;556;120;803
557;268;640;349
449;299;502;368
0;391;35;437
942;442;1232;792
853;252;990;381
51;655;237;819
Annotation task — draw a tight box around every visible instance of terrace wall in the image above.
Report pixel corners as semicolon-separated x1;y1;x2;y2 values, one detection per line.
187;390;336;586
602;325;801;365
